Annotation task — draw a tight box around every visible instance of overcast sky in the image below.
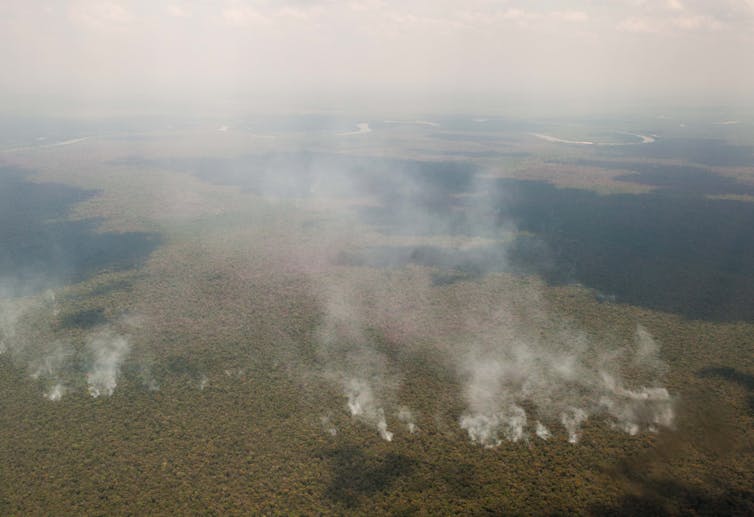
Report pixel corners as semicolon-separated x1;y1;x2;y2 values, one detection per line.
2;0;753;115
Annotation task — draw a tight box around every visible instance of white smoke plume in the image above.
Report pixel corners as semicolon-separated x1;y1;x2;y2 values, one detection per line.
344;377;393;441
312;270;400;441
205;146;676;448
0;291;74;400
300;218;675;448
560;408;589;444
535;421;551;440
632;324;669;378
398;406;417;433
458;355;530;446
457;321;674;446
460;405;528;448
44;289;60;317
2;288;59;324
0;296;29;355
320;415;338;436
29;346;69;380
85;328;131;398
1;283;145;400
28;341;71;402
198;374;209;391
599;375;674;435
44;383;67;401
459;413;503;448
140;366;161;392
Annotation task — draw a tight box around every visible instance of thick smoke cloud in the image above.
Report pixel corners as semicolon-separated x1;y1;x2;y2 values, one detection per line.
455;321;673;446
241;148;678;445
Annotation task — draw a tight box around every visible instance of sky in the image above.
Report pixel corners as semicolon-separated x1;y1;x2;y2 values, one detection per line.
1;0;753;115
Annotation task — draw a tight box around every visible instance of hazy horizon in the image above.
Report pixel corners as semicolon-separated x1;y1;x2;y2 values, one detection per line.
2;0;753;117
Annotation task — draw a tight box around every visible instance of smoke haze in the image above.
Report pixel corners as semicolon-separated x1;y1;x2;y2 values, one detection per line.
215;149;680;445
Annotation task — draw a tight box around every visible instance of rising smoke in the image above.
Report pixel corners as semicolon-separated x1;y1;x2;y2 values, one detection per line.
455;320;673;446
85;328;131;398
0;286;135;400
274;149;678;445
397;406;417;434
1;130;676;447
344;378;394;442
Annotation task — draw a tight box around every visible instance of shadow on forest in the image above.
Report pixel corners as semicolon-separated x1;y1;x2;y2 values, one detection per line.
697;366;754;414
358;179;754;322
494;180;754;323
320;445;416;508
58;308;107;330
591;398;754;516
0;166;160;295
440;461;480;500
588;478;753;516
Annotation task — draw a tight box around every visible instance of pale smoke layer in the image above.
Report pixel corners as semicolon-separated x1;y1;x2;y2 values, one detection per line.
599;377;674;435
459;413;502;448
345;378;393;441
398;406;417;433
1;292;73;400
312;266;673;445
86;329;131;398
45;290;60;317
459;325;674;446
535;421;551;440
142;371;160;392
338;122;371;136
242;150;675;447
45;383;66;401
460;405;528;448
1;287;157;399
561;408;589;444
596;324;674;435
315;276;398;441
198;374;209;391
633;324;667;376
459;356;529;446
320;415;338;436
0;299;22;354
29;341;71;401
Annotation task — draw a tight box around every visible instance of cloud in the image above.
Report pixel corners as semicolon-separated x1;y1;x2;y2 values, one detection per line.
550;10;589;23
221;0;324;27
618;11;724;33
69;1;133;30
349;0;386;12
455;7;539;29
617;16;660;33
167;4;189;18
222;4;269;26
671;14;722;30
